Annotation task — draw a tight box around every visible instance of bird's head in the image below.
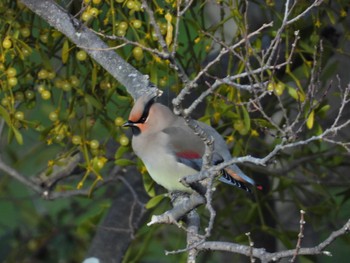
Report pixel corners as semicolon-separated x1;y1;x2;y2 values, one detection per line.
123;93;174;136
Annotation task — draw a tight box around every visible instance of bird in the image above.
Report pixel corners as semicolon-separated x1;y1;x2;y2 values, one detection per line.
123;93;256;193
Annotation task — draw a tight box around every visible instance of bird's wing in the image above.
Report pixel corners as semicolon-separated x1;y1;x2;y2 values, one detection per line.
162;125;205;171
163;120;255;191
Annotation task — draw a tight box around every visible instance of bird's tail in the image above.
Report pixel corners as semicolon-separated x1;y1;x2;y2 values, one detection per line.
218;165;257;193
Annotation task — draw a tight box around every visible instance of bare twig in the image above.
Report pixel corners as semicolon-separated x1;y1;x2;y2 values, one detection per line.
246;232;255;263
197;217;350;262
0;157;43;194
290;210;306;262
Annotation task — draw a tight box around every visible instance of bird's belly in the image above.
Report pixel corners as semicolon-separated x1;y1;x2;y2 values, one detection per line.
144;154;197;192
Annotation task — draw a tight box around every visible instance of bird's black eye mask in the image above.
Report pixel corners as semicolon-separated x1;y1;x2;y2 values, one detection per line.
136;96;156;124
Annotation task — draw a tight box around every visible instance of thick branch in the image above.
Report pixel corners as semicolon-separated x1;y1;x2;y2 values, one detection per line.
20;0;158;100
147;193;205;226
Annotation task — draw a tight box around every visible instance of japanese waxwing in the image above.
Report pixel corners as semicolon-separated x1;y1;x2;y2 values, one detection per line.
123;93;255;193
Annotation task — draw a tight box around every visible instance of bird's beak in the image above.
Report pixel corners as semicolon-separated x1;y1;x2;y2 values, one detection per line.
123;120;134;127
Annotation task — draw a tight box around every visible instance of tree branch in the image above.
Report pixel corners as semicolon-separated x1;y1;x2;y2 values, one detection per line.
20;0;158;100
197;217;350;262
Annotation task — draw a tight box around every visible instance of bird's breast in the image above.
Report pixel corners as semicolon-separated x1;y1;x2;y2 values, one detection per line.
131;133;196;192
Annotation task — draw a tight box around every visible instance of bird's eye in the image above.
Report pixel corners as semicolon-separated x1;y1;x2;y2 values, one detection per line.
140;116;147;123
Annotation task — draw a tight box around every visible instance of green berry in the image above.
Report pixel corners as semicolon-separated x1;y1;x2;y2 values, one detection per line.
14;111;24;121
6;67;17;77
8;77;18;87
131;19;142;29
132;47;144;61
41;90;51;100
72;135;82;145
114;117;124;127
76;50;87;61
119;135;129;146
81;11;92;21
126;0;135;9
38;69;49;79
20;27;31;38
90;139;100;149
118;22;128;31
25;90;35;100
2;38;12;49
15;91;24;101
49;111;59;122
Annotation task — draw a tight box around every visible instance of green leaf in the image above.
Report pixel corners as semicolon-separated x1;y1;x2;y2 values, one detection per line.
299;41;314;54
306;110;314;130
84;94;103;110
62;39;69;64
39;48;53;69
315;123;323;136
0;106;23;144
242;106;251;132
288;86;305;102
326;9;336;25
0;105;11;125
91;66;97;91
288;86;298;100
143;172;156;197
114;146;129;159
318;104;330;118
12;126;23;145
145;194;166;209
253;118;276;129
114;158;134;166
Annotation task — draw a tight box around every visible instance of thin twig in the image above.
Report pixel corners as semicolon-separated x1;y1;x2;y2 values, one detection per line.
290;210;306;262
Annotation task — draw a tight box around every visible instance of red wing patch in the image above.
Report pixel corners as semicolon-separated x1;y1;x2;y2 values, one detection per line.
176;151;201;159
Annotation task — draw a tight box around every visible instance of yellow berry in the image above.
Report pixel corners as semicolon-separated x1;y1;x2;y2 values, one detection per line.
2;37;12;49
116;29;126;37
76;50;87;61
38;69;49;79
89;7;99;17
6;67;17;77
118;21;128;31
37;85;45;93
1;97;10;106
275;82;285;96
81;11;92;21
72;135;82;145
40;33;48;43
14;111;24;121
41;90;51;100
126;0;135;9
49;111;59;122
7;77;18;87
131;19;142;29
114;117;124;126
20;27;31;38
119;135;129;146
69;76;80;87
62;81;72;91
132;47;144;61
47;71;56;80
90;139;100;149
25;90;35;100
